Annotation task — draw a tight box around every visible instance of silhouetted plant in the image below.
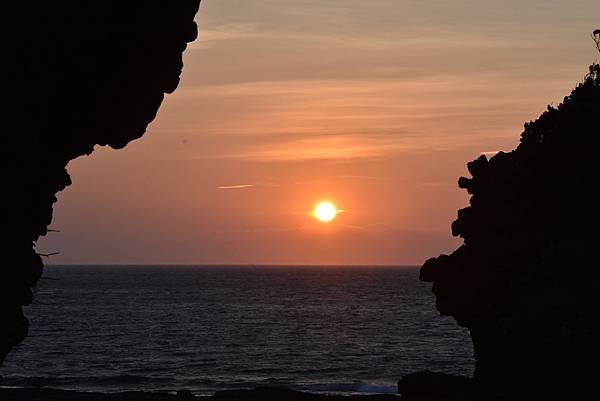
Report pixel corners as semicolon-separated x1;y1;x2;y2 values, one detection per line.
591;29;600;81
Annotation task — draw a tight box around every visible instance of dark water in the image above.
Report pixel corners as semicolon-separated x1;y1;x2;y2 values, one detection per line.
1;266;473;395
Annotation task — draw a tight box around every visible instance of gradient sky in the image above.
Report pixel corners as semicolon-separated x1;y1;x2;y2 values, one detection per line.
39;0;599;265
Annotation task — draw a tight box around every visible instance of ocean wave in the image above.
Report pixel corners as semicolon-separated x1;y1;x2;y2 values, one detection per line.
0;374;175;388
1;375;398;396
297;382;397;394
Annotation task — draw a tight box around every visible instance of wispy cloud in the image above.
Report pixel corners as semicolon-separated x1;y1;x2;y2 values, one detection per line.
293;179;330;185
334;175;401;181
172;75;536;162
217;184;255;190
481;150;502;157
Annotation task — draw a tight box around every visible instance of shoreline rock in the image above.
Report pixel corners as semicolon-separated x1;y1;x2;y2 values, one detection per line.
398;371;470;400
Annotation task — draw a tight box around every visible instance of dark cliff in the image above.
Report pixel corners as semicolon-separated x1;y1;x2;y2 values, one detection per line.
1;1;201;363
421;62;600;399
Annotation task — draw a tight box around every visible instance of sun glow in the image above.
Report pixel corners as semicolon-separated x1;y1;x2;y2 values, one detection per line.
313;201;339;223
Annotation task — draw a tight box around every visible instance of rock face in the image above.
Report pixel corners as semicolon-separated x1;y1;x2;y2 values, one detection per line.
1;1;201;364
421;63;600;399
398;371;471;400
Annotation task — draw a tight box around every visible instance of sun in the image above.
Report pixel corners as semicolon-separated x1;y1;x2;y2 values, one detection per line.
313;201;339;223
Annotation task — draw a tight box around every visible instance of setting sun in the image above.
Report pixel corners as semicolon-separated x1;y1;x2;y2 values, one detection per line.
313;201;339;223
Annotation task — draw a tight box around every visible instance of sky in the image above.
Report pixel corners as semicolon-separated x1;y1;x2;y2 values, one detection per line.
39;0;599;265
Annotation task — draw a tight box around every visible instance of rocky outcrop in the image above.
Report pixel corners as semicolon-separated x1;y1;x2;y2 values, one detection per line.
1;1;201;363
420;63;600;399
398;371;471;400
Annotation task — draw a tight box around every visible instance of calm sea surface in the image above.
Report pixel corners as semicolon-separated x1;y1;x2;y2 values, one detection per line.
1;266;473;395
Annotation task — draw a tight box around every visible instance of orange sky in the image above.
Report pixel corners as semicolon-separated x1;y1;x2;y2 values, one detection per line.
39;0;599;265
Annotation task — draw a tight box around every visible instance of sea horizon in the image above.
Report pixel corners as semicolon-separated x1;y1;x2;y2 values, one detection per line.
44;264;421;269
3;265;473;395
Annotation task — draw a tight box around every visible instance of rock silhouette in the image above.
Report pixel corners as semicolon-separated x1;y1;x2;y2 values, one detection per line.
1;1;201;363
398;371;471;400
421;61;600;399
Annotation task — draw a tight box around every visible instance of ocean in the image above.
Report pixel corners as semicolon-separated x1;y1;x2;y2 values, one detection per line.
1;266;474;395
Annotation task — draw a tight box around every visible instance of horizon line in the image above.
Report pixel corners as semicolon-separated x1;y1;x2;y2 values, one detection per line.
45;263;421;268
